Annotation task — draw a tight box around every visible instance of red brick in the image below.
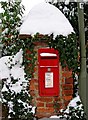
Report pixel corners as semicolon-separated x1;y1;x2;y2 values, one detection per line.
54;97;60;101
35;84;38;90
35;113;45;118
62;90;73;96
34;67;38;72
37;107;54;113
62;84;73;90
30;90;35;96
37;97;53;102
37;102;44;107
30;83;35;90
63;96;72;101
31;79;38;83
34;41;47;46
30;80;33;84
46;103;54;107
65;77;73;84
30;79;38;91
62;71;72;78
64;101;70;107
19;34;32;39
35;112;52;118
64;66;70;71
62;78;65;83
59;103;63;109
62;66;70;71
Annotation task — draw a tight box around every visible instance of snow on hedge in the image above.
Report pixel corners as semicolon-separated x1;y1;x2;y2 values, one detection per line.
20;2;74;37
0;49;26;94
64;96;81;113
0;49;35;118
50;95;85;119
50;96;81;118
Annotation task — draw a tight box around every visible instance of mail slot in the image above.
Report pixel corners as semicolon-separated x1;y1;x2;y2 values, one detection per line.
38;48;59;96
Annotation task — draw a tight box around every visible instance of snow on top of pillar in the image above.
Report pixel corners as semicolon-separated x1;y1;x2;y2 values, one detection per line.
20;2;74;37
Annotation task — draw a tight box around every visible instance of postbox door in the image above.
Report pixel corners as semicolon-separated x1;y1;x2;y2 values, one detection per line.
38;48;59;96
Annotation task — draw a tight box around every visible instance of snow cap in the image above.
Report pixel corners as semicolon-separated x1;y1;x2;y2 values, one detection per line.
20;2;74;37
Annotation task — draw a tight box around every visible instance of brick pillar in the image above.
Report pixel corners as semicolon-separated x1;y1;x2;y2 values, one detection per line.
62;67;73;108
30;41;73;118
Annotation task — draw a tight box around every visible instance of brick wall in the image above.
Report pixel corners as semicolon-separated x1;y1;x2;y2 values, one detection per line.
30;41;73;118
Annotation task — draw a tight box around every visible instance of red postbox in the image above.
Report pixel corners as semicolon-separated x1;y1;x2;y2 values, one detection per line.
38;48;59;96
